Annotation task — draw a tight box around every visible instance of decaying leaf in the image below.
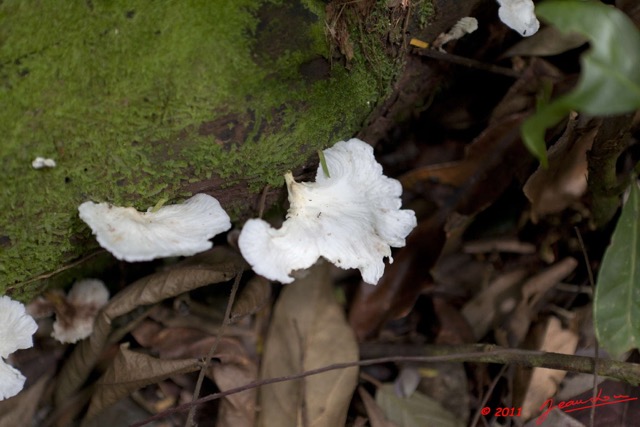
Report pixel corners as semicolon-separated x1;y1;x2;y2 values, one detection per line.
461;269;529;340
84;344;200;420
55;248;243;406
523;116;599;221
0;374;49;427
594;182;640;357
497;258;578;347
211;339;258;427
358;387;399;427
375;384;464;427
231;276;271;321
131;324;258;427
521;316;579;420
502;25;587;58
258;262;359;427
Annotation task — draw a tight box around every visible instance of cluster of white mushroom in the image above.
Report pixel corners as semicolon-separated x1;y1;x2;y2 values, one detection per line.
77;138;417;286
1;138;416;401
497;0;539;37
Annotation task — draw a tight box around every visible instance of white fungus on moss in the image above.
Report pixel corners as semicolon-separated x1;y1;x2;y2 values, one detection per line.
31;157;56;169
238;138;417;285
0;296;38;401
497;0;540;37
78;194;231;262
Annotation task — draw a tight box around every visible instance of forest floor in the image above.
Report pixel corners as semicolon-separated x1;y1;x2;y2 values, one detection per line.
2;1;640;426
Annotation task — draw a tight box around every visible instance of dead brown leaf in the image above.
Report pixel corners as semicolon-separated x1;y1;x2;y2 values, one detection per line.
502;26;587;58
524;116;599;221
231;276;271;321
497;257;578;347
0;374;49;427
258;262;359;427
521;316;579;420
461;269;529;340
131;325;258;427
84;344;200;421
55;247;244;407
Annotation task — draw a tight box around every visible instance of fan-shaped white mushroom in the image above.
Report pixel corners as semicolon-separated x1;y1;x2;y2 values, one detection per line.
238;138;417;285
51;279;110;344
497;0;540;37
79;194;231;262
0;296;38;400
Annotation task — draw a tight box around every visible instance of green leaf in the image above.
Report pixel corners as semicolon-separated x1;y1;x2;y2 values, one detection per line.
594;182;640;357
521;0;640;165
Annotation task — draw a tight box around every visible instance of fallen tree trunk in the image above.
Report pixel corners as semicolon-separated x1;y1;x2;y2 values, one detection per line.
0;0;478;296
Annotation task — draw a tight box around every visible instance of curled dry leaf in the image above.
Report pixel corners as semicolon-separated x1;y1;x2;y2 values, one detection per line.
521;316;579;420
461;269;529;340
84;344;200;420
501;25;587;58
523;117;599;221
258;262;359;427
231;276;271;322
497;257;578;347
55;248;243;407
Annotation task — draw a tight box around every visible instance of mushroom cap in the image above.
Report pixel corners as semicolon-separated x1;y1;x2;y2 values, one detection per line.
497;0;540;37
52;279;110;344
0;360;27;401
0;296;38;359
78;194;231;262
238;138;417;285
0;296;38;400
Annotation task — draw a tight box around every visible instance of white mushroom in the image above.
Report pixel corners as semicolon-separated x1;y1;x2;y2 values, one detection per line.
51;279;110;344
78;194;231;262
433;17;479;51
32;157;56;169
497;0;540;37
0;296;38;401
238;138;417;285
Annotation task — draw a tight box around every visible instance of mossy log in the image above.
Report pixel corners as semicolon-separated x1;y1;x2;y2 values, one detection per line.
1;0;477;297
0;0;398;296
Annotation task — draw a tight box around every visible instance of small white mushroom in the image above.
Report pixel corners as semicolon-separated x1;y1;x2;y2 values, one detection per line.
497;0;540;37
238;138;417;285
433;17;479;51
31;157;56;169
51;279;110;344
78;194;231;262
0;296;38;401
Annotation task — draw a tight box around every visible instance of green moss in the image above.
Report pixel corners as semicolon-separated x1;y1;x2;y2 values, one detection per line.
0;0;388;298
415;0;435;30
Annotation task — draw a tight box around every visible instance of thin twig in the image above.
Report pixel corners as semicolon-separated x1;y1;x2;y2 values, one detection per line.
131;346;640;427
257;185;270;219
184;271;243;427
470;364;508;426
413;48;521;78
575;226;598;427
9;250;105;290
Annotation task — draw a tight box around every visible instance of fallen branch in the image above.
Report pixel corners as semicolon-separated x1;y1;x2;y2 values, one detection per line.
130;344;640;426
